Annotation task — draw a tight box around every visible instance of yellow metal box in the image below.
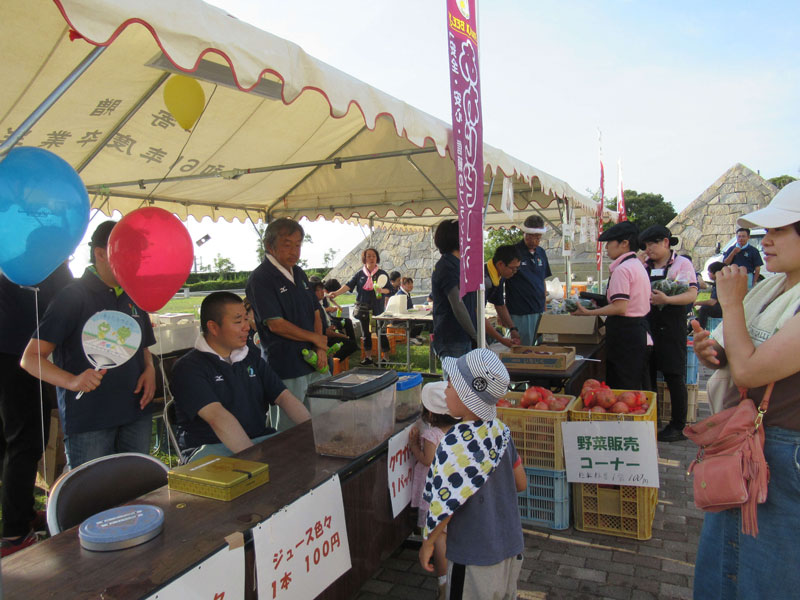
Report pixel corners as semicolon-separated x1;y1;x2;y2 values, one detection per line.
168;455;269;501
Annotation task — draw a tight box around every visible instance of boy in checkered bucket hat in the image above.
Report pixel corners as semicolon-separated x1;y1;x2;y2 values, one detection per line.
419;349;526;600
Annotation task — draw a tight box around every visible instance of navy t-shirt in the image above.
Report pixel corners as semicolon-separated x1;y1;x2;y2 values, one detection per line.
0;264;73;356
346;268;389;315
723;244;763;273
505;241;551;314
446;439;524;565
483;263;506;307
246;259;318;379
172;344;285;448
35;269;155;435
431;254;477;351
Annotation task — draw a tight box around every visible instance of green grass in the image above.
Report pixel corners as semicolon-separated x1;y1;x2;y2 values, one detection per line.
157;293;356;314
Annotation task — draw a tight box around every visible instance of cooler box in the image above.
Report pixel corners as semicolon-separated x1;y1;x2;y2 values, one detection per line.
395;372;423;421
306;368;398;458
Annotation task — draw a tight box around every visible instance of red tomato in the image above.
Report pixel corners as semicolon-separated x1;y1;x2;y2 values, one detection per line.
532;401;550;411
496;398;512;408
610;402;630;414
582;388;597;408
582;378;601;391
629;408;647;415
522;387;541;408
617;391;638;408
595;388;616;409
588;406;607;413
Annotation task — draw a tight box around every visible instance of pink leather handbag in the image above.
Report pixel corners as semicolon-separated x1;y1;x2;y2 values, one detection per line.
683;383;773;537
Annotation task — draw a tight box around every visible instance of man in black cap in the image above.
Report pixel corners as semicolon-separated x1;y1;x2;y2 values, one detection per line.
639;225;698;442
21;221;157;468
572;221;651;389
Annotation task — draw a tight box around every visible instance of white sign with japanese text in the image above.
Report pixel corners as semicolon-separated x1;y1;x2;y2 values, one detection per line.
145;544;245;600
561;421;659;488
387;425;415;517
253;475;351;600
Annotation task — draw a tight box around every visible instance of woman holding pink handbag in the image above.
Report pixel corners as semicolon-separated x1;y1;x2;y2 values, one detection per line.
691;181;800;599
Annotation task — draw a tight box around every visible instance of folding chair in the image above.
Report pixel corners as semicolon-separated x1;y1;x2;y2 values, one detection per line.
46;453;168;535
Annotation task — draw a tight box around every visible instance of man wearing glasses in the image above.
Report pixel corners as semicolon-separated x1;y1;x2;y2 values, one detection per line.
484;245;522;348
504;216;552;345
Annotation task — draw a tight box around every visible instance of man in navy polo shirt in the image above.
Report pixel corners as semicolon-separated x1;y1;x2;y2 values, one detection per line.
722;227;763;288
246;218;328;431
504;215;552;345
171;292;310;462
21;221;156;469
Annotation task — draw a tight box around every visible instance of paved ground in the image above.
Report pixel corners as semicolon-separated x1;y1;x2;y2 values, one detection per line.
354;369;712;600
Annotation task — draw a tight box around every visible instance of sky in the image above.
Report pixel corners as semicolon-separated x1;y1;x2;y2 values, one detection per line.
68;0;800;275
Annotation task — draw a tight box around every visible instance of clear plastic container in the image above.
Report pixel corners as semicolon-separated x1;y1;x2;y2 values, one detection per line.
394;372;423;422
306;368;398;458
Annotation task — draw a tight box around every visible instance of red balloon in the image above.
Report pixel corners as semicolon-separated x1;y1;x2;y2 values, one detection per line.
107;207;194;312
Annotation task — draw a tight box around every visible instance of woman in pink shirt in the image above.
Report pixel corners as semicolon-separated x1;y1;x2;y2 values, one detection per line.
572;221;652;390
640;225;698;442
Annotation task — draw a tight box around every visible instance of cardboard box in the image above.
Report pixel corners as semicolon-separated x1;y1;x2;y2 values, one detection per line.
168;455;270;501
538;314;604;344
36;409;67;490
500;345;576;371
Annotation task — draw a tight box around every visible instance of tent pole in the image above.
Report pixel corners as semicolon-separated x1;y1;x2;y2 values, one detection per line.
76;72;170;173
87;147;439;192
406;156;458;212
483;174;495;220
0;46;106;159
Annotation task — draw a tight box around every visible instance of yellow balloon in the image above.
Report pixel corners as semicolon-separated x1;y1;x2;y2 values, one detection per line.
163;75;205;131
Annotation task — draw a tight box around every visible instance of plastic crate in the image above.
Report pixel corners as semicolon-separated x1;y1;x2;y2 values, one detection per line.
686;338;698;385
497;391;575;470
518;467;570;530
707;317;722;333
567;390;658;438
657;381;698;424
572;483;658;540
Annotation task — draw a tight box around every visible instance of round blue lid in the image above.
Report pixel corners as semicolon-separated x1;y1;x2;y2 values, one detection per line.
79;504;164;551
395;372;423;391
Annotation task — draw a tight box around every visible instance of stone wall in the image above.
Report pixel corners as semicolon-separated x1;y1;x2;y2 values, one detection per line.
668;163;777;268
325;228;438;292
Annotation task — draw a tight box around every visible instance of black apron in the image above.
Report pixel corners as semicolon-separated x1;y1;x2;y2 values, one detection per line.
647;260;689;376
604;254;650;390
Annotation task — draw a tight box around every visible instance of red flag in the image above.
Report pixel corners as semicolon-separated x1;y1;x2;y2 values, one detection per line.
447;0;484;297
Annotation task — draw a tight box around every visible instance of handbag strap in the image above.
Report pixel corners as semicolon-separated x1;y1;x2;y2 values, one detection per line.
753;382;775;430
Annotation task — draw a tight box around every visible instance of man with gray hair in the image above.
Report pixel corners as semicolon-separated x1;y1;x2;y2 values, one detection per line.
246;218;328;430
504;215;552;345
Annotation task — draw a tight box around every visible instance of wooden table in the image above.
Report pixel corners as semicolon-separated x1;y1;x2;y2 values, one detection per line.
507;341;606;396
3;421;413;599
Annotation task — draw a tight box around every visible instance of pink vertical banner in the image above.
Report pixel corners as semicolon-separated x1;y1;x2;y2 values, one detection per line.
447;0;484;297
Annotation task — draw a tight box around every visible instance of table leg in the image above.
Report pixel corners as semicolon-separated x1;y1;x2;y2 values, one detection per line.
376;319;383;368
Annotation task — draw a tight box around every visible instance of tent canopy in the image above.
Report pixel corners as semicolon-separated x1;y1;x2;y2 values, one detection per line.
2;0;607;229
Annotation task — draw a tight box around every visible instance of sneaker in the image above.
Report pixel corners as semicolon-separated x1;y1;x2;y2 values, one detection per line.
1;530;37;558
30;510;48;535
409;337;423;346
359;358;374;366
657;424;687;443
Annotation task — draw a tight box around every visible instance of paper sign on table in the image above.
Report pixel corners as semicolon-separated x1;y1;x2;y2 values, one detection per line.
253;475;351;599
145;543;245;600
387;425;415;518
561;421;659;488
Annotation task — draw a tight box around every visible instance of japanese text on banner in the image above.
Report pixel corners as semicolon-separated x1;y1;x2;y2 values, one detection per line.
388;426;415;517
253;475;351;599
447;0;484;297
561;421;660;488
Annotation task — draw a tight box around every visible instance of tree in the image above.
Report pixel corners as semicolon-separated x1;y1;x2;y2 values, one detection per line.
323;248;339;269
255;225;313;264
213;253;235;274
768;175;796;190
607;189;676;231
484;228;522;261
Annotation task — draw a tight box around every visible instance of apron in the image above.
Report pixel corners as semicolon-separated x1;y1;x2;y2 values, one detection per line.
605;254;650;390
647;261;689;376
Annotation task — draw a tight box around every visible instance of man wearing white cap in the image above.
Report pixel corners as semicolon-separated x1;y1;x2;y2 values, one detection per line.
419;349;526;600
505;215;552;345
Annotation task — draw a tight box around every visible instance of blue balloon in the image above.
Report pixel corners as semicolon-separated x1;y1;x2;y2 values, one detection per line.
0;147;89;285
